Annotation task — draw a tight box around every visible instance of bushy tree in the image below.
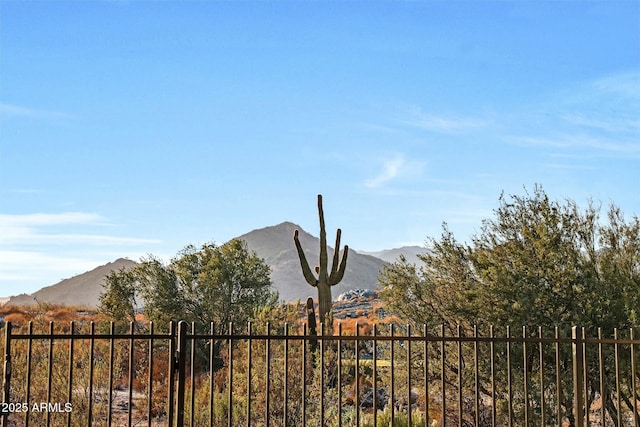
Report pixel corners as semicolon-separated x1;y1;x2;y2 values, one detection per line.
379;186;640;425
381;186;639;330
99;239;278;332
98;267;138;327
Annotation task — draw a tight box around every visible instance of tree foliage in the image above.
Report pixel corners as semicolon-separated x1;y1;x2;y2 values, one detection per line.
380;186;639;331
99;239;278;332
98;267;138;326
379;186;640;425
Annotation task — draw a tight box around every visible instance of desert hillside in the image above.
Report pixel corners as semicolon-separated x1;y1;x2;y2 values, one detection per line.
8;258;137;307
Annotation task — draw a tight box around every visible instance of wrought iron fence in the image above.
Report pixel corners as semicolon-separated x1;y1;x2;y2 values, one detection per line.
1;320;638;426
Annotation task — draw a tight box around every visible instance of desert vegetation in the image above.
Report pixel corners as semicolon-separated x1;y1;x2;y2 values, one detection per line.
379;186;640;426
3;302;638;427
1;188;638;426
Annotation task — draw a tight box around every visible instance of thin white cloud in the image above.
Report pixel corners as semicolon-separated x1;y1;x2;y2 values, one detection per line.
0;103;35;116
560;114;640;134
591;70;640;100
0;212;160;295
542;163;599;171
364;154;425;189
504;70;640;158
399;106;490;134
510;134;640;157
365;156;405;188
0;212;105;243
0;102;76;120
7;233;160;247
0;212;105;227
407;115;488;133
0;212;160;246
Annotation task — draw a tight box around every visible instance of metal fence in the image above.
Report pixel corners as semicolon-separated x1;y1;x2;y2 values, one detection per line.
1;320;639;427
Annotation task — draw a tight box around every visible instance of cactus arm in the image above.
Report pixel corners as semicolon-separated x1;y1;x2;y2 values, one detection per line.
317;194;329;284
329;228;342;280
329;245;349;285
294;229;318;286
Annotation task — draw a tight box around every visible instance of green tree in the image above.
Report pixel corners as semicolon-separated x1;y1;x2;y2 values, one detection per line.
168;239;279;331
379;186;640;426
98;267;138;327
99;239;278;332
135;255;184;327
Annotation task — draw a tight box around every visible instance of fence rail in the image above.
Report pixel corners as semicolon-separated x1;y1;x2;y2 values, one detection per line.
1;320;639;427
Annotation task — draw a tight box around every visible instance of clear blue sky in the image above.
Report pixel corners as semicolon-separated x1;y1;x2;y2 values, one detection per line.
1;1;639;296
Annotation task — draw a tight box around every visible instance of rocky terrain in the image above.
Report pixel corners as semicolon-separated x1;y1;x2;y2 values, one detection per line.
333;289;386;320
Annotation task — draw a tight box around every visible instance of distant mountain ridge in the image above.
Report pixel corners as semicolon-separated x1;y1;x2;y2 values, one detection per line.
361;246;425;266
236;222;389;302
8;258;137;307
6;222;418;307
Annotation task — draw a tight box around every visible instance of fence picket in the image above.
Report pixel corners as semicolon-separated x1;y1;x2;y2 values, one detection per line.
0;320;639;427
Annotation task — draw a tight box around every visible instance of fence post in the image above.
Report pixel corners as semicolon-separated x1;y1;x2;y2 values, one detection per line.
1;322;11;427
175;321;188;427
167;322;176;426
572;326;585;427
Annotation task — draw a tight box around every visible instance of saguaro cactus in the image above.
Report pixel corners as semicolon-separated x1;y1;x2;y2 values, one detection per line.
294;194;349;325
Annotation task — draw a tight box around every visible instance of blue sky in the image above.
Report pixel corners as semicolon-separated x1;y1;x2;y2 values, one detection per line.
1;1;639;296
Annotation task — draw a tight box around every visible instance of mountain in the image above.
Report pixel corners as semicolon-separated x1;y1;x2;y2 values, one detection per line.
7;258;137;308
237;222;389;302
361;246;426;266
7;222;392;307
